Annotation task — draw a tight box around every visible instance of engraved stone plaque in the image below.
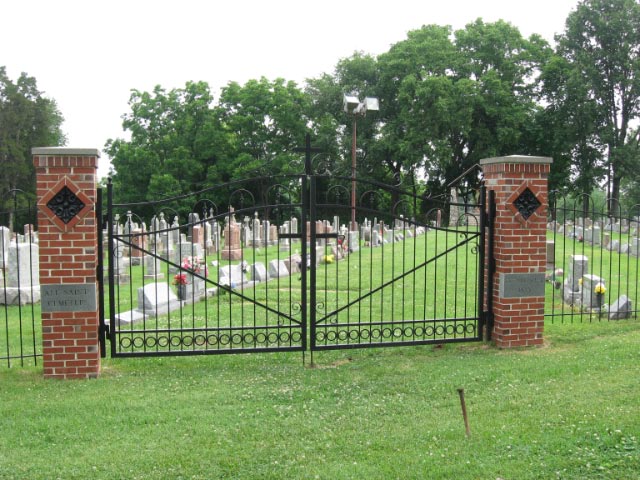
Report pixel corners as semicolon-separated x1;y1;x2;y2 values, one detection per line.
499;273;545;298
41;284;97;313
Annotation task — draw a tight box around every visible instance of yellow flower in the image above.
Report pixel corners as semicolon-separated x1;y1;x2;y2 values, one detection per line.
594;283;606;295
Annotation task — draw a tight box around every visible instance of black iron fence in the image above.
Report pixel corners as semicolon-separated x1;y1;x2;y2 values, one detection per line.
546;192;639;323
102;168;488;358
0;189;41;367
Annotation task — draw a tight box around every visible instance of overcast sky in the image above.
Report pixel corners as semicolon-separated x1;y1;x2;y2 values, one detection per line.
3;0;580;177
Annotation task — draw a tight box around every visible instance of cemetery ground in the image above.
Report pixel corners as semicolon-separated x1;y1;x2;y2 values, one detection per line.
2;226;640;478
0;320;638;479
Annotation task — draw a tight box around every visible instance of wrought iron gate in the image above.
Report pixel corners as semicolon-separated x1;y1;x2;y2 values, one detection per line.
100;157;492;358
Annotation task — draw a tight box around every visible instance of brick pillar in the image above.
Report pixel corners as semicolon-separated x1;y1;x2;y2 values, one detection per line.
33;147;100;379
480;155;552;348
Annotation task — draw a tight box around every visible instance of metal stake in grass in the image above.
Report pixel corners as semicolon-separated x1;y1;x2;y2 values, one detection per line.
457;388;471;438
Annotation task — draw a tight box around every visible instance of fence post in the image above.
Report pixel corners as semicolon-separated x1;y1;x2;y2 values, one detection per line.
33;147;101;379
480;155;552;348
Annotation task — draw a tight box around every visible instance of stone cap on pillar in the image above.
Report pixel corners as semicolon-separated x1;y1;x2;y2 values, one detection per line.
32;147;100;156
480;155;552;166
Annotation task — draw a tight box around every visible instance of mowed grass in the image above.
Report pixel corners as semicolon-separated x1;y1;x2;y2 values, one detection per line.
1;320;639;479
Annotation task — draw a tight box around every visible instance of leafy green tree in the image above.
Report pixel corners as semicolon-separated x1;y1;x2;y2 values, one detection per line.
0;67;65;225
554;0;640;209
540;53;606;210
376;21;551;202
105;81;231;211
216;77;310;207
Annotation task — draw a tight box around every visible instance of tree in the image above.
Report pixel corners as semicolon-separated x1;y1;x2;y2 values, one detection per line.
105;81;231;210
216;77;310;208
540;53;607;209
376;21;551;201
554;0;640;209
0;67;65;224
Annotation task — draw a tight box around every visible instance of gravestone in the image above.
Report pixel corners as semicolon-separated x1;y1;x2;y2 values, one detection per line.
169;216;180;251
112;242;130;284
136;283;181;315
187;212;199;242
285;253;302;274
204;220;215;255
362;226;371;243
0;242;41;305
279;223;291;251
247;212;261;247
172;242;201;273
609;295;632;320
269;224;278;246
581;274;605;310
0;226;10;268
192;224;204;249
610;239;620;253
143;254;164;280
218;264;247;287
546;240;555;267
268;259;289;278
348;231;359;252
221;208;242;260
631;237;640;257
251;262;269;283
158;212;169;257
563;254;588;305
371;229;381;247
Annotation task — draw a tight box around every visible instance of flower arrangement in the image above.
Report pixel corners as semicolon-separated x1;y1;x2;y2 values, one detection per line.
172;272;188;285
181;256;204;274
594;283;606;295
172;256;207;285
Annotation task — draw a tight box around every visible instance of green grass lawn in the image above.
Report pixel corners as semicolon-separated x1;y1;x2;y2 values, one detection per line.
1;320;638;479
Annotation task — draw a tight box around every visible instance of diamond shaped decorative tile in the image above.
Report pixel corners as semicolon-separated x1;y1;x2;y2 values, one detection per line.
46;186;86;224
513;187;541;220
38;176;93;233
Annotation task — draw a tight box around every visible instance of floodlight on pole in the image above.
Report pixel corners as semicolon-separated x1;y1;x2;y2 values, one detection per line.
343;94;379;231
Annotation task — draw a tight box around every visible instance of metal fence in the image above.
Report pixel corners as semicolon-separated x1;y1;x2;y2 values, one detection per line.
546;192;639;323
102;167;489;358
0;189;41;367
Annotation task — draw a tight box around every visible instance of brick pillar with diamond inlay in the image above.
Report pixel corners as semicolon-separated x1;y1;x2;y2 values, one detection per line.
33;147;101;379
480;155;552;348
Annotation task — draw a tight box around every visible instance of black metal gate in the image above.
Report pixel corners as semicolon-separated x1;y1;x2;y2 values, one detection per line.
100;152;492;358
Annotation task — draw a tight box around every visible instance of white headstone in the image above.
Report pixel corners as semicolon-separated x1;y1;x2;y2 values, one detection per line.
218;264;247;287
268;259;289;278
7;242;39;288
137;283;181;314
0;226;10;268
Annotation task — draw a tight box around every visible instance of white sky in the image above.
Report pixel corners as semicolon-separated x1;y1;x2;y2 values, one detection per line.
2;0;580;178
